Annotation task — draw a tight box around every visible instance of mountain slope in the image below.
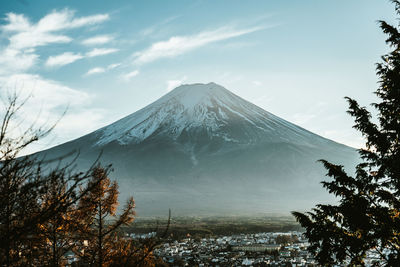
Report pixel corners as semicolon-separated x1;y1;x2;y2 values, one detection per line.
38;83;359;216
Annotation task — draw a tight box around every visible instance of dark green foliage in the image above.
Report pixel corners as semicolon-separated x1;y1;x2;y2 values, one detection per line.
292;1;400;265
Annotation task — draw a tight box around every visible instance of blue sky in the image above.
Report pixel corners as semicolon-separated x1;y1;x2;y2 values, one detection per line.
0;0;395;153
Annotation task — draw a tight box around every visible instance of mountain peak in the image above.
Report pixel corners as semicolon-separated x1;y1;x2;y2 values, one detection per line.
160;82;230;110
172;82;222;91
93;82;322;147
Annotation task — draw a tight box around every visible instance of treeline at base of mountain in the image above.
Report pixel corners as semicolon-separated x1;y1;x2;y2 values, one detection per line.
125;216;301;240
0;95;169;266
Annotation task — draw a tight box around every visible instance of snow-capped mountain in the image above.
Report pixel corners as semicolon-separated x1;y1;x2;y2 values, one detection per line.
38;83;359;216
95;82;326;147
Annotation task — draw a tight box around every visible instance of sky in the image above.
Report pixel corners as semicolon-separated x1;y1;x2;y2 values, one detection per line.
0;0;396;154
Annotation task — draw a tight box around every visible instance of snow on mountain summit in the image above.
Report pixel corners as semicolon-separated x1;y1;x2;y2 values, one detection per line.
94;82;324;147
164;82;227;109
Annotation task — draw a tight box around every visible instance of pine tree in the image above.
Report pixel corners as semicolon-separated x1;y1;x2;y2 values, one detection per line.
0;94;105;266
35;171;82;267
292;1;400;265
74;166;135;267
0;94;51;266
108;236;158;267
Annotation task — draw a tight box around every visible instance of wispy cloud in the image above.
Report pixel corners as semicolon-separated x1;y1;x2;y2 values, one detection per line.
0;10;111;153
85;63;121;76
0;9;110;74
45;52;84;67
84;63;121;77
121;70;139;81
45;48;119;68
2;13;31;32
107;63;120;69
85;67;105;76
82;35;113;46
3;9;109;50
9;31;71;50
0;74;106;155
86;48;118;57
133;26;265;65
63;13;109;28
0;48;38;74
0;73;90;108
140;15;180;37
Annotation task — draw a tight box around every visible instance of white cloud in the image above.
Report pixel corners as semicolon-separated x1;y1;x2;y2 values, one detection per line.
66;13;109;28
86;48;119;57
3;10;109;50
0;10;111;154
0;73;89;109
82;35;113;46
0;74;105;154
139;15;180;37
0;48;38;75
45;52;84;67
45;48;119;69
0;73;90;135
107;63;121;69
34;9;108;32
86;67;106;76
133;26;265;64
0;9;110;74
84;63;120;77
121;70;139;81
9;30;72;50
2;13;31;32
3;13;72;50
